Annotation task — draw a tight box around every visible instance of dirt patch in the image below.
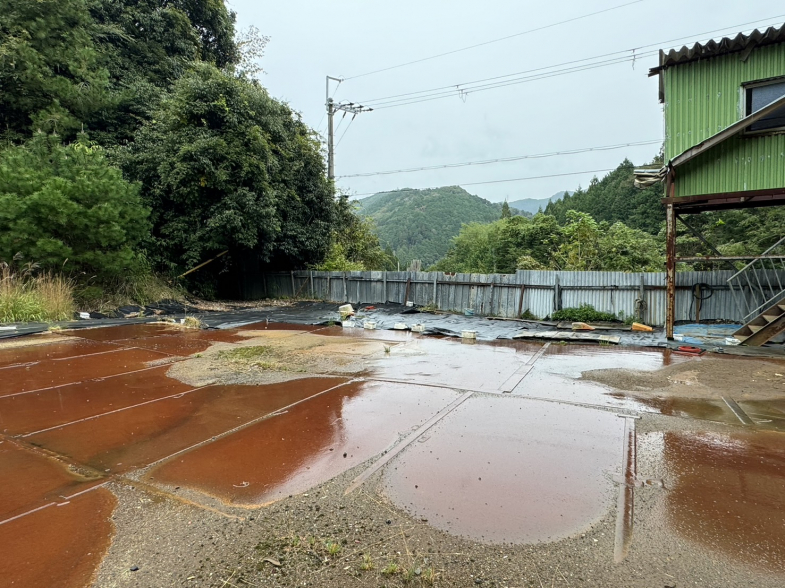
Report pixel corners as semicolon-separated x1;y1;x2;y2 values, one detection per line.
582;355;785;401
166;332;389;387
0;332;70;349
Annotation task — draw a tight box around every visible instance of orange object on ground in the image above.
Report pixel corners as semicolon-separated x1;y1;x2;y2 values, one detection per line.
631;322;653;332
572;322;596;331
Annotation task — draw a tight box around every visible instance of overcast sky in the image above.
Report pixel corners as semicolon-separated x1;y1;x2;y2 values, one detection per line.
229;0;783;203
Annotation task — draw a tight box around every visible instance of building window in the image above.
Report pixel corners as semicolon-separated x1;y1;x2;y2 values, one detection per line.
745;78;785;133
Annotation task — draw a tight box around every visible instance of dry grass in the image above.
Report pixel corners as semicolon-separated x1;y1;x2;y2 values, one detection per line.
76;273;185;313
0;262;75;323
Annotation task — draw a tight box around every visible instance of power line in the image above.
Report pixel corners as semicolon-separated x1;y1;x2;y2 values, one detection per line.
346;169;616;197
337;140;661;178
355;15;785;110
336;117;356;147
343;0;646;80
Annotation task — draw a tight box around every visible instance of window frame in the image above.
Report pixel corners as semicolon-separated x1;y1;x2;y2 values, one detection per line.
742;76;785;136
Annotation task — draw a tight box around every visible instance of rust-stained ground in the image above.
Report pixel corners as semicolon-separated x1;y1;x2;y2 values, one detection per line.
1;320;785;587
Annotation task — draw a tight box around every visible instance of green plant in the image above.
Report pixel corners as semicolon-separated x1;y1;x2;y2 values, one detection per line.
519;309;538;320
0;260;75;323
359;554;374;571
422;567;436;585
325;541;341;557
381;562;399;576
551;304;617;323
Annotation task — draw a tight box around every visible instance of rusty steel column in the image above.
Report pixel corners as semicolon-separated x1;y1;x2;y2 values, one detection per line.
665;175;677;339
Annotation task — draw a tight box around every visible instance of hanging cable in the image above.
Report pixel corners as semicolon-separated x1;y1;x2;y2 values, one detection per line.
337;140;661;178
346;168;615;197
344;0;646;80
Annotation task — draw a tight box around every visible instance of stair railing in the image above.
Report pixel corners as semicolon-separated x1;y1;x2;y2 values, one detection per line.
728;236;785;323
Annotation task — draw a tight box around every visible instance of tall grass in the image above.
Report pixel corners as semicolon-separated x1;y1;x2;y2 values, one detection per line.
0;262;75;323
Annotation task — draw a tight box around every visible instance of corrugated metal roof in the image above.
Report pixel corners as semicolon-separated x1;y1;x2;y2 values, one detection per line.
649;23;785;76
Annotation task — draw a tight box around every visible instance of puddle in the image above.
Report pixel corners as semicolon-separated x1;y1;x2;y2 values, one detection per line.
235;321;324;331
658;430;785;573
515;346;690;411
114;334;216;356
0;348;172;397
382;395;625;544
0;365;194;436
148;381;458;506
0;441;98;521
27;378;348;473
65;323;183;341
0;338;119;369
0;487;115;588
367;338;534;392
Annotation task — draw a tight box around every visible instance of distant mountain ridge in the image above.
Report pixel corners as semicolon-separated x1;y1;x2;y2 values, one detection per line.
508;191;572;215
355;186;517;266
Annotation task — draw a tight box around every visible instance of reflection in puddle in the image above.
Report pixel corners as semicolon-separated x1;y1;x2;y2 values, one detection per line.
383;395;624;544
0;338;118;369
661;430;785;573
148;381;457;505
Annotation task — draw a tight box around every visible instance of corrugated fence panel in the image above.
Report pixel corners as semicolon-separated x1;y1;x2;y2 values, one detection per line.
257;270;785;325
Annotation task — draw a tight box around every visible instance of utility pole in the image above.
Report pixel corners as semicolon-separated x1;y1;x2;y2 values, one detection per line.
325;75;372;181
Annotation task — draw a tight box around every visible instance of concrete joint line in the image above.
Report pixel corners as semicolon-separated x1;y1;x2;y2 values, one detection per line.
139;379;359;473
344;390;475;495
722;396;754;425
614;415;637;564
502;342;551;393
20;383;216;437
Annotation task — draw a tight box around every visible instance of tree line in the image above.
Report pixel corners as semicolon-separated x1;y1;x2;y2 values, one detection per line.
0;0;389;301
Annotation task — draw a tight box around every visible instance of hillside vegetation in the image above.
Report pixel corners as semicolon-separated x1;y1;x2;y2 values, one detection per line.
356;186;526;266
508;191;570;215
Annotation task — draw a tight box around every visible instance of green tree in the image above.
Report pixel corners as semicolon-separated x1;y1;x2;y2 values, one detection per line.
121;64;334;273
0;0;113;141
501;200;511;219
0;134;150;279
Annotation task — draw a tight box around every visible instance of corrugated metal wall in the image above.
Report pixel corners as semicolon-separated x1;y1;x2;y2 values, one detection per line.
663;42;785;197
257;270;782;325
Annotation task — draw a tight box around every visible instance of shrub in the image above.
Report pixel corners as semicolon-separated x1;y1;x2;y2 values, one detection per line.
0;134;151;281
551;304;618;323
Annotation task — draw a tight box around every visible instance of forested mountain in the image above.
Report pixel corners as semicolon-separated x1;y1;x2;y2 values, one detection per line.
545;160;664;234
508;191;571;215
356;187;521;266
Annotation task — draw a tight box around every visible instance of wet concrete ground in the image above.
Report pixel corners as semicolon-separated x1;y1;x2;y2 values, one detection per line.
1;320;785;587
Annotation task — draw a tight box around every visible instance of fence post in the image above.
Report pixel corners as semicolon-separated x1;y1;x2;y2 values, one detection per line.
433;274;438;306
383;272;387;303
342;273;347;302
554;274;562;312
290;271;296;298
326;274;331;301
310;271;314;299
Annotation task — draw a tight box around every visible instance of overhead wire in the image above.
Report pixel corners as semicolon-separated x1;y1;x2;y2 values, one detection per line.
346;169;616;197
343;0;646;80
336;140;661;178
350;14;785;110
336;116;356;147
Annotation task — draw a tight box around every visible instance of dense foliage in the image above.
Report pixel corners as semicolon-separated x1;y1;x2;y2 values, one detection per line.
356;187;527;267
433;211;664;274
545;159;665;234
0;135;150;279
0;0;345;302
315;197;398;271
552;304;618;323
120;64;334;274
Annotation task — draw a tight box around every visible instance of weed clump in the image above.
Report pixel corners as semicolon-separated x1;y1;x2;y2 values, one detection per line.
551;304;618;323
0;261;74;323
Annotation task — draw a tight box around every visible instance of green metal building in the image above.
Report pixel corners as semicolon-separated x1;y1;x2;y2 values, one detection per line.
646;24;785;342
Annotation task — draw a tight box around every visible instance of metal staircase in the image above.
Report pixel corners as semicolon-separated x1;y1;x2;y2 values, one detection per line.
728;236;785;346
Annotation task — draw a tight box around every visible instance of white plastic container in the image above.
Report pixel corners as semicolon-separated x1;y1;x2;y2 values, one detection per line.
393;322;408;330
411;324;425;333
364;321;377;330
461;330;477;339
